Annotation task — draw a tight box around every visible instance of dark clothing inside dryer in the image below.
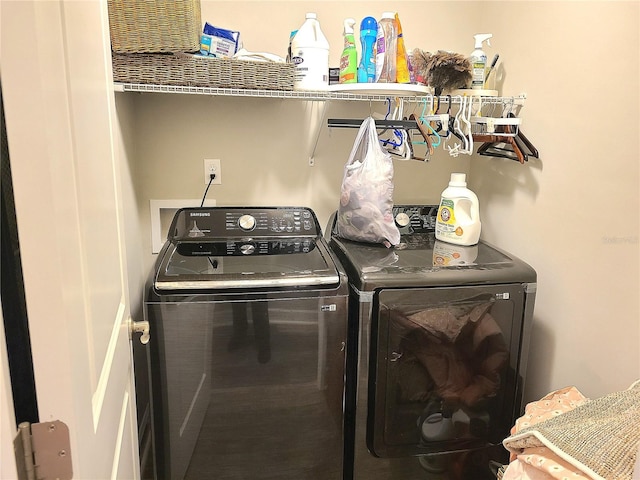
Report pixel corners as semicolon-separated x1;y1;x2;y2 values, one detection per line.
391;301;509;408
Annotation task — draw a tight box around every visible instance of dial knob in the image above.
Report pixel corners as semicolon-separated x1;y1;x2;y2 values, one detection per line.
240;243;255;255
395;212;411;227
238;214;256;231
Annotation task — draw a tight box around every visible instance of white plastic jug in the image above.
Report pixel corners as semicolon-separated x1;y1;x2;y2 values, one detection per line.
291;13;330;90
435;173;481;246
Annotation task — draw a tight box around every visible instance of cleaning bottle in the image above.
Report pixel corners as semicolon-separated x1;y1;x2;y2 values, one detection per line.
470;33;493;90
286;29;297;63
435;173;481;246
394;13;410;83
357;16;377;83
375;12;397;83
339;18;357;84
290;13;330;90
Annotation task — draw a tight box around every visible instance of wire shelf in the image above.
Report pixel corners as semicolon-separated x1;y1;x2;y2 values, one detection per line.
113;82;527;104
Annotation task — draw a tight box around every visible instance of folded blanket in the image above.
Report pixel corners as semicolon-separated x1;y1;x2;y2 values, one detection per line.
503;380;640;480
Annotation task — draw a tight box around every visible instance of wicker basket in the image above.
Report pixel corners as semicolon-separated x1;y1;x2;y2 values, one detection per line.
112;53;295;91
107;0;201;53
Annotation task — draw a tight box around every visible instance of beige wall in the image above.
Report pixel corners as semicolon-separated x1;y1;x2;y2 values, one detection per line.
470;1;640;400
121;1;639;401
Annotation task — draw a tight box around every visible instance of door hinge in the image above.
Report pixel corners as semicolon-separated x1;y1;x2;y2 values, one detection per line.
14;420;73;480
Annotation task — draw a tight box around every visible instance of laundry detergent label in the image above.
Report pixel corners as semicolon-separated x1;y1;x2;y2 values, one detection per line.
436;199;464;239
437;199;456;225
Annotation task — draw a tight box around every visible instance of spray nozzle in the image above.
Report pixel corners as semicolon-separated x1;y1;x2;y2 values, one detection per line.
343;18;356;34
474;33;493;48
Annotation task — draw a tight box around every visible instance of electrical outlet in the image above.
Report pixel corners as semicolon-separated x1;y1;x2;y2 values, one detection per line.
203;159;222;185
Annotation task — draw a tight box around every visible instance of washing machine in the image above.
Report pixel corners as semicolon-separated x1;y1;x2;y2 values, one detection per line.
144;206;349;480
328;205;537;480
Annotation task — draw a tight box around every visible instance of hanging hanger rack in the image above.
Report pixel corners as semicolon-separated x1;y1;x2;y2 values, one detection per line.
322;93;533;164
327;118;419;129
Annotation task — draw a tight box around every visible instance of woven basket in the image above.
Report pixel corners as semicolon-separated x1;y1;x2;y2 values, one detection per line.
107;0;201;53
112;53;295;91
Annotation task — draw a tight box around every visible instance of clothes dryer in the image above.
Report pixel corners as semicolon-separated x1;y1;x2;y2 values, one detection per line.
329;205;537;480
145;206;349;480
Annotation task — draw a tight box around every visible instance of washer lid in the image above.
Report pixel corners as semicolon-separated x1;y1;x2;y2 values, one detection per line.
155;238;340;291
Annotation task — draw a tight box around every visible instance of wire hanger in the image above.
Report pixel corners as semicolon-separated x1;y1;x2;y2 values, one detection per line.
379;98;405;150
419;96;441;148
475;112;538;163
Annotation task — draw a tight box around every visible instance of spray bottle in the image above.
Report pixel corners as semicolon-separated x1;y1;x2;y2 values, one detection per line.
357;16;377;83
470;33;492;89
339;18;357;83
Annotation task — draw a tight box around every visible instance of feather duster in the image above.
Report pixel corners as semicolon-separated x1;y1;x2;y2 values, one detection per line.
411;49;472;95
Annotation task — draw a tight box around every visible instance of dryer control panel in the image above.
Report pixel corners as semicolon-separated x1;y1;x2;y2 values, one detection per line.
392;205;439;234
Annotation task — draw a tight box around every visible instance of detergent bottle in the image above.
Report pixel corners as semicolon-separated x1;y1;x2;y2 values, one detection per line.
375;12;397;83
291;13;330;90
435;173;481;246
470;33;492;89
357;16;377;83
339;18;357;83
394;13;410;83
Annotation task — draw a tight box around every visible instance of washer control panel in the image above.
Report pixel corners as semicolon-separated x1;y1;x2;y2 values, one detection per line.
170;207;321;241
224;209;316;235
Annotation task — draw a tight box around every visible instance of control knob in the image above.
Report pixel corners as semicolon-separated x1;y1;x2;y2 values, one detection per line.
395;212;411;227
240;243;255;255
238;214;256;231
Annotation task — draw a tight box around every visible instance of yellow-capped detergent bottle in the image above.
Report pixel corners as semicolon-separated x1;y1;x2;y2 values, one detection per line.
435;173;481;246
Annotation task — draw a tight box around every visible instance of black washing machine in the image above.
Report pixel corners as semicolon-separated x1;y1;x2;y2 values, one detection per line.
145;206;349;480
328;205;537;480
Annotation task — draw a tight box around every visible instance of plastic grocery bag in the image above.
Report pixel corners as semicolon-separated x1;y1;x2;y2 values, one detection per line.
336;117;401;248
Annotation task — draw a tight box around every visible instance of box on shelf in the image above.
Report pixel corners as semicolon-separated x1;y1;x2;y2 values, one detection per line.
107;0;201;53
199;23;241;58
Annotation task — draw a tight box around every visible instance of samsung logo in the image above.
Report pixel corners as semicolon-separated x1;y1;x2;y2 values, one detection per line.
190;212;211;217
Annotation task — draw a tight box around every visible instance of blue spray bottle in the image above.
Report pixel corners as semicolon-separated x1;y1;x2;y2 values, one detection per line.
357;16;377;83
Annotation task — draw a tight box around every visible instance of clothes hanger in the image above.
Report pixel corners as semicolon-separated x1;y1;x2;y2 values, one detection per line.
379;98;415;160
404;126;427;161
508;112;539;158
448;96;467;145
475;116;527;163
475;106;524;163
474;109;537;164
418;96;442;148
408;113;434;156
476;133;527;163
458;96;473;154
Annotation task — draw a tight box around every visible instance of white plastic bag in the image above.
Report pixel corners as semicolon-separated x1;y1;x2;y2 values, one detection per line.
336;117;401;248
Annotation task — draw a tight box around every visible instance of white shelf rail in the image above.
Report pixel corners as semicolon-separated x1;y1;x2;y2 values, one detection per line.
113;83;527;105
